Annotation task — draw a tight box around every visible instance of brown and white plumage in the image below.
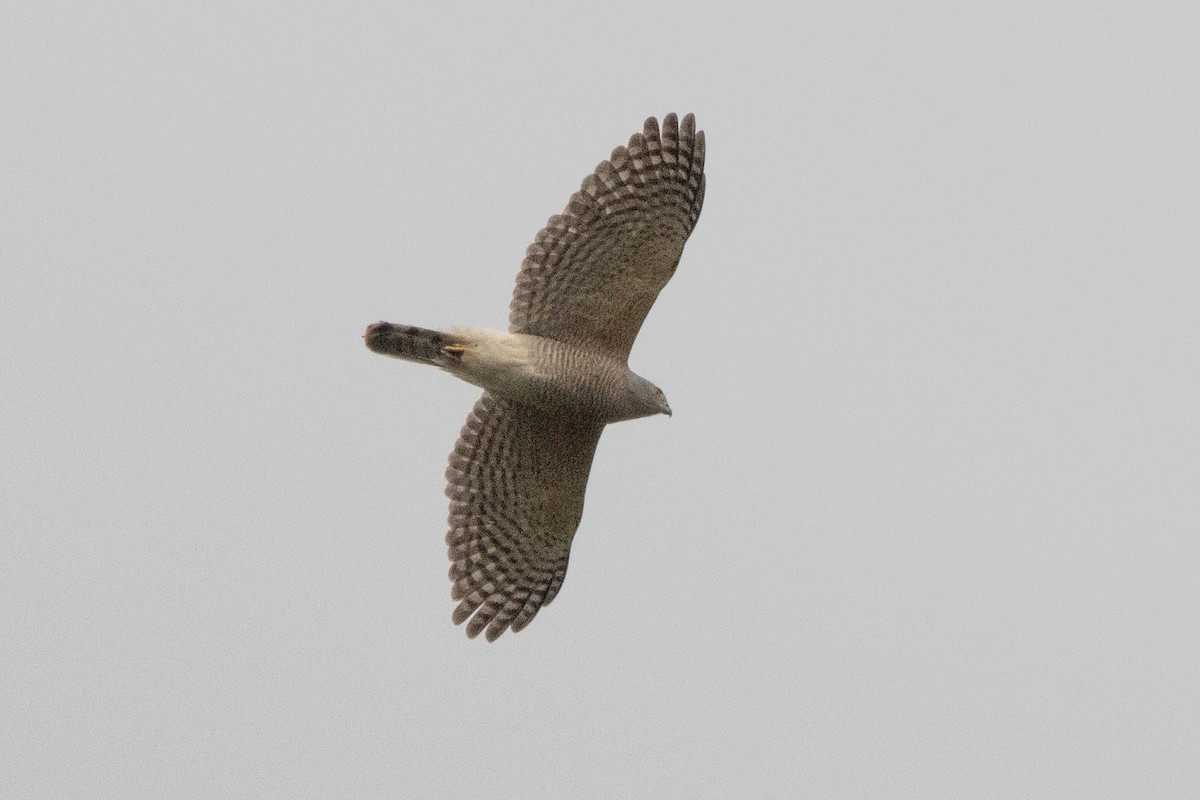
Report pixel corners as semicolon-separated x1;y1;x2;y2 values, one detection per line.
511;114;706;358
445;393;603;640
365;114;705;640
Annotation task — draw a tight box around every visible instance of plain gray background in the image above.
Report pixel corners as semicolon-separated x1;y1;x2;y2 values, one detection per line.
4;2;1197;797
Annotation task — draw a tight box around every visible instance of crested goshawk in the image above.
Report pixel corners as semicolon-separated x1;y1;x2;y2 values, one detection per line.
365;113;705;640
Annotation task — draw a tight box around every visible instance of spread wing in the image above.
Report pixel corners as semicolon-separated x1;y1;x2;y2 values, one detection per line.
445;392;605;640
509;113;706;359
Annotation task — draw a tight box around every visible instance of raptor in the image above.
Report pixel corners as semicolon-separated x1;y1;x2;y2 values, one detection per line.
366;114;705;640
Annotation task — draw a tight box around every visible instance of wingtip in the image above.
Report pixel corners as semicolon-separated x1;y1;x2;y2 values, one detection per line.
643;115;660;140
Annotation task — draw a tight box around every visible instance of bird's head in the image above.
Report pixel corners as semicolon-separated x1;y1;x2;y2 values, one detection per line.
629;373;672;418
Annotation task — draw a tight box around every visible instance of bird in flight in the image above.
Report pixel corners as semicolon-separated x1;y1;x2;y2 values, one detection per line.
365;113;705;640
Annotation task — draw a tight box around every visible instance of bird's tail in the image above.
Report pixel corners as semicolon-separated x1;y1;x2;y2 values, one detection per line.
364;322;461;365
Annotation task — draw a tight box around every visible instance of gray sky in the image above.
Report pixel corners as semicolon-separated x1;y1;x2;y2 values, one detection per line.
4;2;1198;797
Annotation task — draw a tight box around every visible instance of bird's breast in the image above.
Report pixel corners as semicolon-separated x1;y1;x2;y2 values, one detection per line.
447;330;633;422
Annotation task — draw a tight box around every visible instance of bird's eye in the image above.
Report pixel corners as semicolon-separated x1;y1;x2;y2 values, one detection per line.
654;387;663;397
